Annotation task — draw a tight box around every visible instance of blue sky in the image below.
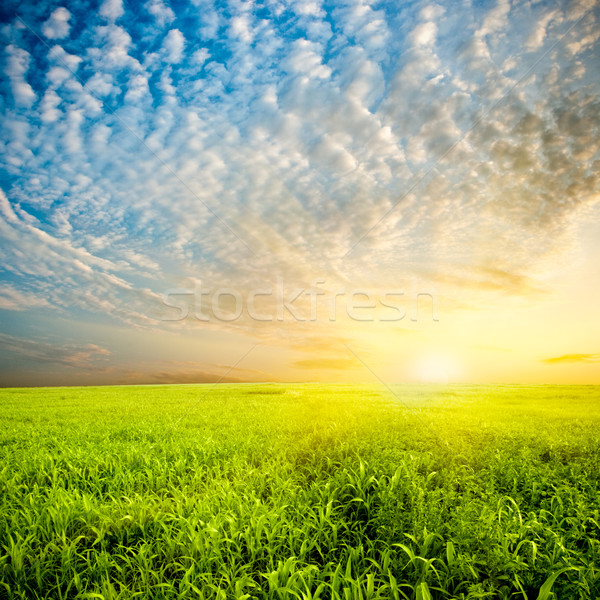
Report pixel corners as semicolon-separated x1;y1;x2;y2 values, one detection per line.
1;0;599;385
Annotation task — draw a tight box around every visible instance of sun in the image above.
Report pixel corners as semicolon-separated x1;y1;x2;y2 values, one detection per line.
416;353;461;384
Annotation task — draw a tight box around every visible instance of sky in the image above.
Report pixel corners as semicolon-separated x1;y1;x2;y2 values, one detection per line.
0;0;599;386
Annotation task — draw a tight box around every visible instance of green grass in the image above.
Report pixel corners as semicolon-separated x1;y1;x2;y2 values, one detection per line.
0;383;599;599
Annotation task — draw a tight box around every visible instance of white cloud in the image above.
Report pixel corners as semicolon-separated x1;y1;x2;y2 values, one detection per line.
48;45;82;72
411;21;437;47
192;48;210;66
335;46;384;108
0;286;50;311
420;4;445;21
61;108;84;154
146;0;175;26
193;0;220;39
4;45;36;107
125;73;150;102
458;36;492;71
90;25;136;70
0;189;19;224
476;0;511;38
85;72;115;97
42;7;72;39
526;10;559;50
230;14;253;43
99;0;124;21
285;38;331;79
293;0;324;17
46;65;71;87
564;16;600;57
311;133;358;173
163;29;185;63
332;1;389;54
566;0;597;21
40;89;62;122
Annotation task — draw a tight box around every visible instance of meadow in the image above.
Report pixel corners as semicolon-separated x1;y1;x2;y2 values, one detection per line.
0;383;599;599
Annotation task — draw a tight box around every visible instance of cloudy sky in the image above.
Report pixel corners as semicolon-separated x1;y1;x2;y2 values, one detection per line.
0;0;599;386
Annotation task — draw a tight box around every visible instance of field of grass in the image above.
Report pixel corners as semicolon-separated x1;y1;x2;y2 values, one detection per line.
0;383;599;599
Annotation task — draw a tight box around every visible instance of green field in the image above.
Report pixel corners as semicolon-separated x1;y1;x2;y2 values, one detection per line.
0;384;599;599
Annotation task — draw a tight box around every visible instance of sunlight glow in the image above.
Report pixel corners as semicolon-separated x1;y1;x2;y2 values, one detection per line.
415;354;461;384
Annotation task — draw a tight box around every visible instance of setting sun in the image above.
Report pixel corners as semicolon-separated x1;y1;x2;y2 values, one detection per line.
415;353;462;384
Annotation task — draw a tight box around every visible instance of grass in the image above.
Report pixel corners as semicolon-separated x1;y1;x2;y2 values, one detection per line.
0;383;599;599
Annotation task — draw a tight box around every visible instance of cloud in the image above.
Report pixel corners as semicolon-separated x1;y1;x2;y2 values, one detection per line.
292;0;324;18
146;0;175;26
476;0;511;38
0;189;19;223
332;1;389;54
90;25;137;70
0;333;110;368
420;4;445;21
3;45;36;107
99;0;124;21
411;21;437;47
526;10;559;50
163;29;185;63
433;266;547;296
229;14;253;44
285;38;331;79
144;360;272;383
294;358;359;371
542;353;600;364
0;285;50;311
0;0;599;383
48;45;82;73
42;7;72;39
